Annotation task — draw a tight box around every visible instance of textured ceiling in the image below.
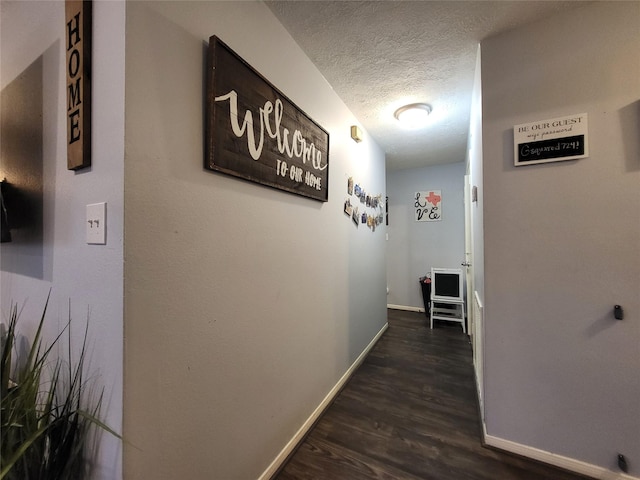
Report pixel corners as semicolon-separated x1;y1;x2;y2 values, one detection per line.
266;1;588;171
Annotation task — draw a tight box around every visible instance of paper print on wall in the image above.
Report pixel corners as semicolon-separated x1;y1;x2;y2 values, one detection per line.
344;198;353;216
345;176;384;232
415;190;441;222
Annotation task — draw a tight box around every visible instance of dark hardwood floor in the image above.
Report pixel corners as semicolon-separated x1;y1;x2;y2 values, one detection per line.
275;309;593;480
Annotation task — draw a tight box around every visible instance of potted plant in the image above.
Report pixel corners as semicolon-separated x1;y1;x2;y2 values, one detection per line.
1;293;120;479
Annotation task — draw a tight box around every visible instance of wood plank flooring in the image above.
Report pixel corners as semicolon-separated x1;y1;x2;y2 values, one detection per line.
275;309;593;480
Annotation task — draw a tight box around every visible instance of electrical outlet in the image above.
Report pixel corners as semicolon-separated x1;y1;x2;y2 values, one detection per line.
86;202;106;245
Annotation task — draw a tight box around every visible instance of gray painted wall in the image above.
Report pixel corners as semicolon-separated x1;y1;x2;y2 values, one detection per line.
386;163;466;310
482;2;639;474
0;2;125;478
123;2;387;479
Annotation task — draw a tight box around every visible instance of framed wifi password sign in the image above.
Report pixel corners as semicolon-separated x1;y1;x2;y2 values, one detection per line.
514;113;588;167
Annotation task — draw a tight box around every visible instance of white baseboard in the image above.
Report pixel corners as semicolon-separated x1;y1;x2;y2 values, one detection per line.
475;374;485;428
257;322;389;480
387;304;424;313
484;434;639;480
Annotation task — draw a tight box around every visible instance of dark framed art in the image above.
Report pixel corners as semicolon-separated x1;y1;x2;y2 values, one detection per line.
206;36;329;202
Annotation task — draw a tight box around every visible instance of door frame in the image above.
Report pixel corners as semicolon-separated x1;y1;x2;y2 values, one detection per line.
464;172;484;422
463;174;474;340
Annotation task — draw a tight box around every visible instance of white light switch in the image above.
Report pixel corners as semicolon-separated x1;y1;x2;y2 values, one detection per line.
86;202;106;245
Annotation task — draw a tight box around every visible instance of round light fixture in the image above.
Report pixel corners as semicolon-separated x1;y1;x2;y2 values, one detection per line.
394;103;432;128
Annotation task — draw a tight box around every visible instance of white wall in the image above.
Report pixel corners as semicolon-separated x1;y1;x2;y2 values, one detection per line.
123;2;387;479
0;1;125;479
467;46;484;304
386;162;465;310
466;45;485;418
482;2;639;476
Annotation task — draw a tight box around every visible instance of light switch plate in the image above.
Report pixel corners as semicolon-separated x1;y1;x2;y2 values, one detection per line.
86;202;106;244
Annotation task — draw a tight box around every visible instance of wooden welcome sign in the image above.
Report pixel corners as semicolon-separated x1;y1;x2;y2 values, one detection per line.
206;36;329;202
65;0;92;170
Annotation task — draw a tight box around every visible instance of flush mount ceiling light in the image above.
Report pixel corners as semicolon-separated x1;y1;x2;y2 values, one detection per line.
394;103;432;128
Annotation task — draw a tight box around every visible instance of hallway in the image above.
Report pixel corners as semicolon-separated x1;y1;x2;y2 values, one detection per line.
275;309;593;480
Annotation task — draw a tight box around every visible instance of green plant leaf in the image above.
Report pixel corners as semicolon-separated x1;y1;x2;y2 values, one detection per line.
1;293;122;480
0;422;49;479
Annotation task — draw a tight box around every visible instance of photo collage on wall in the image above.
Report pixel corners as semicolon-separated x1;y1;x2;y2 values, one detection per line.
343;177;385;232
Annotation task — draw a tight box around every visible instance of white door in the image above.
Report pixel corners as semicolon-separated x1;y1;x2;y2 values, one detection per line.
463;175;474;340
464;173;484;419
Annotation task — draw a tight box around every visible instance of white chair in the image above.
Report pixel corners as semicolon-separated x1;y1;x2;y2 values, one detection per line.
430;267;466;333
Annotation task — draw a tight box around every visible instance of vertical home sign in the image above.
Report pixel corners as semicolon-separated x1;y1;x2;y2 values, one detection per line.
65;0;92;170
206;36;329;202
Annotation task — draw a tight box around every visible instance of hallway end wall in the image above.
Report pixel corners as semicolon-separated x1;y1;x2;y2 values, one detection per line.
386;162;465;310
